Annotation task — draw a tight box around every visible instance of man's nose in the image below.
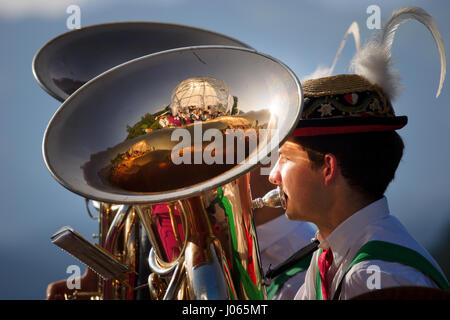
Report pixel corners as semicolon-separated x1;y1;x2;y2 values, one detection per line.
268;160;281;185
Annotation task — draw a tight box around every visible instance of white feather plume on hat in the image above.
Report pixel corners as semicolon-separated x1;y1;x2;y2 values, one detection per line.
350;6;446;100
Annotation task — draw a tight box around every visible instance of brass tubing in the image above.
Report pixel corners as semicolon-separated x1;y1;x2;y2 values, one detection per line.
167;204;183;250
135;205;166;260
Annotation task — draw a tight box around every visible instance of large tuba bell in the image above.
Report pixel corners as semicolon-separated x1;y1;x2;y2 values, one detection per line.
33;22;252;102
35;23;303;300
35;22;254;300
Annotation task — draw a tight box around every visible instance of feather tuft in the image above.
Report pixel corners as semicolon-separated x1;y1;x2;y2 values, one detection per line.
351;6;446;99
350;39;402;101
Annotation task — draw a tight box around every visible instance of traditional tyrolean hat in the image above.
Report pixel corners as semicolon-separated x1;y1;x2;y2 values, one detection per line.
292;6;446;137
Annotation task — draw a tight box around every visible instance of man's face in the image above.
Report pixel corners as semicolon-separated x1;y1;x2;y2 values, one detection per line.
269;140;325;222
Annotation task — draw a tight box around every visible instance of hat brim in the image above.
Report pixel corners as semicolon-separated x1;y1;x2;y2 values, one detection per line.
292;116;408;137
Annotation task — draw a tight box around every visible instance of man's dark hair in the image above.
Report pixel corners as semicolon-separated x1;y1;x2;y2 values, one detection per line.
293;131;404;199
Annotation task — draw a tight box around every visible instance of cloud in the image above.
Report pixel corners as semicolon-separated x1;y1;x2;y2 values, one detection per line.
0;0;89;19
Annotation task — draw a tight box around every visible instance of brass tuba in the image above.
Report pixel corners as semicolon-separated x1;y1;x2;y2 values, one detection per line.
35;23;303;299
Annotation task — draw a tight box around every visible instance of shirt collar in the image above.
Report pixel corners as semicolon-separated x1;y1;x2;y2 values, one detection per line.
321;197;390;266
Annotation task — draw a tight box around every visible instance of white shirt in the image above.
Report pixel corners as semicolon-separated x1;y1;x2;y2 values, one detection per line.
256;214;316;300
295;197;447;300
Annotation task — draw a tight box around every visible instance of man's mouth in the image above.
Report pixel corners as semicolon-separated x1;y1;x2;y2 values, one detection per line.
281;186;288;199
279;187;288;209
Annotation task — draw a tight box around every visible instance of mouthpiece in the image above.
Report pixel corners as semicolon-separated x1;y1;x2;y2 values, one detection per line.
251;186;286;210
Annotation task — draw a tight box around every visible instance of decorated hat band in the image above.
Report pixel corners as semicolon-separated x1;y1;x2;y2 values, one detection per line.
292;74;407;137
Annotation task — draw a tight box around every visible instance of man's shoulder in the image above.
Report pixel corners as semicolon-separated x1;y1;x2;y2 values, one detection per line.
336;215;445;299
340;259;439;299
358;215;444;275
346;260;438;286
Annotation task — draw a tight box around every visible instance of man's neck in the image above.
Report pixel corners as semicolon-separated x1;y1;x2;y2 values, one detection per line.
316;191;377;240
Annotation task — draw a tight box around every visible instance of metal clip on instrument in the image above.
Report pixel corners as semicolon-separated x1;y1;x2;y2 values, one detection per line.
51;226;129;282
251;186;286;210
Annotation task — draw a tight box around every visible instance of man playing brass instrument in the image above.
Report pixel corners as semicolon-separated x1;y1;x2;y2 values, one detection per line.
268;6;450;300
46;75;316;300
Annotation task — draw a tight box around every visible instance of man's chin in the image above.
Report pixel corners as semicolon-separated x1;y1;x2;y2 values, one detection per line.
284;209;298;221
285;208;309;222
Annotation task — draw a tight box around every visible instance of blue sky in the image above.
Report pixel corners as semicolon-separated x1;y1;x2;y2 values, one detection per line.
1;0;449;299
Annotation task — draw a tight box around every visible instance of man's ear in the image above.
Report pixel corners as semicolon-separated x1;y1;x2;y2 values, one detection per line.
322;153;338;187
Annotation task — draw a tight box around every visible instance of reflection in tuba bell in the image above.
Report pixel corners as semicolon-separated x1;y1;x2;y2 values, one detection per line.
34;23;303;300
